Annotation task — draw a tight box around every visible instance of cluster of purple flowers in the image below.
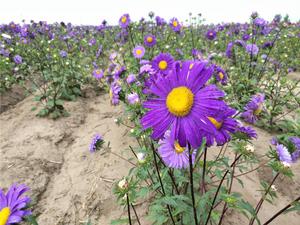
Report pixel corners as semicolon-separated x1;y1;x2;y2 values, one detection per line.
141;55;240;168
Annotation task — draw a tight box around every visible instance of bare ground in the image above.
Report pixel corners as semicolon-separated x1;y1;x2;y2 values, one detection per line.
0;91;299;225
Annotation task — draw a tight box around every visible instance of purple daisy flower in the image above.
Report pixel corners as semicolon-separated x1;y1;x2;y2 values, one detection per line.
262;41;273;49
92;69;104;79
234;40;246;48
155;16;166;26
113;66;126;80
206;30;217;40
158;130;197;169
0;184;31;224
59;50;67;58
127;93;139;105
246;44;259;56
109;52;117;61
237;124;257;139
169;18;181;32
241;93;265;124
109;82;121;105
254;17;267;27
225;42;234;58
88;38;96;46
202;107;238;146
144;34;156;47
13;55;22;64
126;74;136;84
290;137;300;162
133;45;145;59
214;66;228;85
119;14;131;28
242;33;250;41
139;64;155;77
141;60;227;148
151;53;174;76
89;134;104;152
276;144;292;164
290;137;300;150
270;137;278;145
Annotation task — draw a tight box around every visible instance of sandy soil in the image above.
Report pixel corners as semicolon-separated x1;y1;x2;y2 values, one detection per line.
0;90;299;225
0;84;27;113
0;91;144;225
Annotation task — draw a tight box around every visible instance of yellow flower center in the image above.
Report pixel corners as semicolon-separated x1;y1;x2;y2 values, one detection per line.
96;69;101;75
121;16;127;23
189;63;194;70
218;72;224;80
109;89;113;99
146;37;153;43
174;141;185;154
0;207;11;225
254;104;263;115
208;116;223;129
166;86;194;117
158;60;168;70
173;21;178;27
136;49;142;55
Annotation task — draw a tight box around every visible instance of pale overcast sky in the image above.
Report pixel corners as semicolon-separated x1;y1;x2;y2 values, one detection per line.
1;0;299;25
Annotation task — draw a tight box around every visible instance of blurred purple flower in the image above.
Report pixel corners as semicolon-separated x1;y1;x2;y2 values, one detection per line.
13;55;22;64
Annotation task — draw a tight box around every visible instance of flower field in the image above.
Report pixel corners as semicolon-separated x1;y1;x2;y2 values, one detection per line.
0;12;300;225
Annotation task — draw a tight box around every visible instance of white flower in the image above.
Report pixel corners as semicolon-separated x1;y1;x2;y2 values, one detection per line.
282;161;291;168
271;185;277;192
130;129;135;133
245;144;255;153
1;33;11;39
118;178;128;190
137;152;146;163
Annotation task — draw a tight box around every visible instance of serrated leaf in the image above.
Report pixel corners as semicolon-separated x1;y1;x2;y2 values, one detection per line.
25;215;39;225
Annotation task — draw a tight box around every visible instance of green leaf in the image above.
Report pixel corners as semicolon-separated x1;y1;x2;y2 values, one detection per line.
37;108;49;117
284;202;300;213
137;187;149;198
55;99;64;106
110;218;129;225
46;100;55;108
